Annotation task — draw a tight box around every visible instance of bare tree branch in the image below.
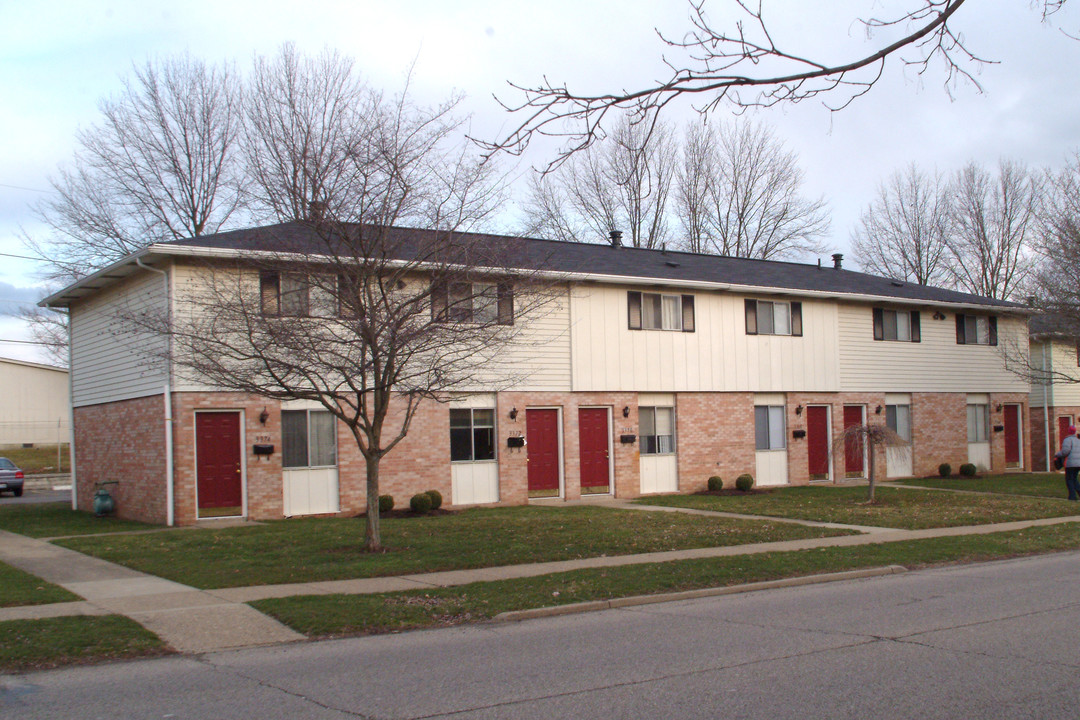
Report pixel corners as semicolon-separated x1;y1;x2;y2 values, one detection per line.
478;0;1018;168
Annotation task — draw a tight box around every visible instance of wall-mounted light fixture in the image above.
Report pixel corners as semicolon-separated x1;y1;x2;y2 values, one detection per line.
622;406;630;418
932;311;946;320
995;404;1003;412
509;407;518;420
875;405;883;415
259;407;269;424
795;404;803;415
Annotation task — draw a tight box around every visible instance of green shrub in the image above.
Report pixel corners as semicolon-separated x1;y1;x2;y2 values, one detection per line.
959;463;977;477
425;489;443;510
707;476;723;491
410;492;433;514
378;495;394;513
735;474;754;492
938;463;952;478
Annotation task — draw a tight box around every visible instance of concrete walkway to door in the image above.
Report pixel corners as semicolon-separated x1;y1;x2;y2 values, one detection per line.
3;497;1080;654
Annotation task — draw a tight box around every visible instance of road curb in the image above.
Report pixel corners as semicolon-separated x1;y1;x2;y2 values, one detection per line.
493;565;908;623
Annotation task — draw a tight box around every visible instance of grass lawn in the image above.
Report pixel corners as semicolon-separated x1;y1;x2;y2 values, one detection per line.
0;561;79;607
0;615;170;672
634;485;1079;529
56;505;854;589
900;472;1070;499
1;444;70;474
0;502;159;538
252;522;1080;638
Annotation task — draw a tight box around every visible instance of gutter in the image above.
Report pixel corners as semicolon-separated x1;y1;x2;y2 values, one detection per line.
43;243;1033;316
134;257;175;527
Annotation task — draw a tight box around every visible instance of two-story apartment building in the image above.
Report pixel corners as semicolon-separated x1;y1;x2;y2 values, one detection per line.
1029;313;1080;470
44;222;1032;525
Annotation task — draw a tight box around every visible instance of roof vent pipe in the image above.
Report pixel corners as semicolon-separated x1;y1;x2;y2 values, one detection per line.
609;230;623;248
832;253;843;270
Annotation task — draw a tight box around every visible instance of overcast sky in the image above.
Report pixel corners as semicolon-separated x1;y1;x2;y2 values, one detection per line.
3;0;1079;364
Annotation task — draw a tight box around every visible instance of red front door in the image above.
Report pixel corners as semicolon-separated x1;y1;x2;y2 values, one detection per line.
1004;405;1021;467
1059;416;1073;450
527;409;560;496
807;406;830;480
843;405;864;477
579;408;610;494
196;412;243;514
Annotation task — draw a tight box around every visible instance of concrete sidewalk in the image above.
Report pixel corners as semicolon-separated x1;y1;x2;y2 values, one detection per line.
3;505;1080;654
0;529;303;653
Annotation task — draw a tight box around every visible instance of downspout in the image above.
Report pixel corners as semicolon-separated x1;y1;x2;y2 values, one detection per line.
1042;342;1051;472
66;309;76;510
135;258;175;526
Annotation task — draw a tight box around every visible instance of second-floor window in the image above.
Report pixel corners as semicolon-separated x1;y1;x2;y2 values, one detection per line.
261;272;338;318
873;309;921;342
432;281;514;325
955;314;998;346
745;299;802;336
627;292;695;332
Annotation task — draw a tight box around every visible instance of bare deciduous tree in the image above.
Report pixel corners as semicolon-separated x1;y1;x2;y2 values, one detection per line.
26;54;242;283
678;119;829;259
833;423;907;503
1032;151;1080;329
851;164;952;285
522;117;676;248
946;160;1039;300
483;0;1068;166
242;44;375;223
128;93;547;552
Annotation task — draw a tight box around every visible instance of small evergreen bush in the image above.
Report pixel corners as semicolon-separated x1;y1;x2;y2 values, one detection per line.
959;463;977;477
425;489;443;510
410;492;433;514
735;474;754;492
707;476;723;491
378;495;394;513
938;463;952;478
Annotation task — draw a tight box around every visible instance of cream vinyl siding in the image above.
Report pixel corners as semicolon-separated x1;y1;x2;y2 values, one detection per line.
1037;339;1080;406
471;287;571;392
570;286;839;392
171;264;572;393
170;263;234;392
837;305;1029;393
70;270;168;407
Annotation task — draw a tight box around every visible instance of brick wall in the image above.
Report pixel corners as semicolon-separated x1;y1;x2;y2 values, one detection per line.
1030;404;1080;471
73;395;167;524
675;393;756;492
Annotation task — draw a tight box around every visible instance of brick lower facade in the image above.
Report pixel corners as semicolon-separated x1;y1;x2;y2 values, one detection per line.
74;389;1033;525
1030;405;1080;471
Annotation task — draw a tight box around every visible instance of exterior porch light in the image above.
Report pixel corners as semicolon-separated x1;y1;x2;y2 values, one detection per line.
622;406;630;418
259;407;269;424
509;407;518;420
795;404;803;415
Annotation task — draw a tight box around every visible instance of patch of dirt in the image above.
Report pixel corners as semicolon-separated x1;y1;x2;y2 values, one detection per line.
353;508;459;520
695;489;775;497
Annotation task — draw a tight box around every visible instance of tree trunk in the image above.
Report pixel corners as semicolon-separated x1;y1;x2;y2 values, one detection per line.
364;453;382;552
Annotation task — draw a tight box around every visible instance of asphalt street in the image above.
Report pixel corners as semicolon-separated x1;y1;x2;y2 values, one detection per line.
3;551;1080;719
0;488;68;506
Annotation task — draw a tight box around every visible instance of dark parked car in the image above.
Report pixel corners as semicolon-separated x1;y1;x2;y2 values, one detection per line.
0;458;24;497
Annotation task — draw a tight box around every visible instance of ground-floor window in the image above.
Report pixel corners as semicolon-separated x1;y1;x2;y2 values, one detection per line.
282;410;337;468
967;404;989;443
640;406;675;454
886;404;912;442
755;405;786;450
450;408;496;462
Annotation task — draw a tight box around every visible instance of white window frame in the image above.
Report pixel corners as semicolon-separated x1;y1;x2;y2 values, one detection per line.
450;408;497;463
282;409;337;469
640;406;676;455
757;301;791;336
755;405;787;450
642;293;683;331
886;404;912;442
967;404;990;443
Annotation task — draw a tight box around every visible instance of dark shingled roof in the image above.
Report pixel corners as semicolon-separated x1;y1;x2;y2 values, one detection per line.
164;221;1023;310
